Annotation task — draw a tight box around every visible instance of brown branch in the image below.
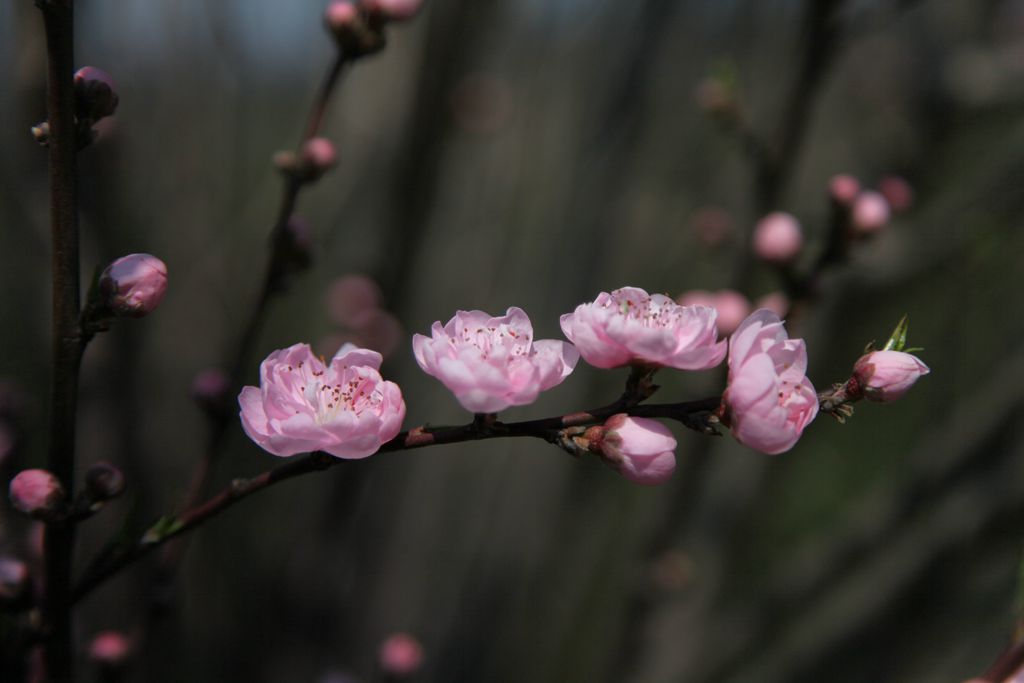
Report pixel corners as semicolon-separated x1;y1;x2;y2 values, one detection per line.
38;1;82;680
74;395;724;603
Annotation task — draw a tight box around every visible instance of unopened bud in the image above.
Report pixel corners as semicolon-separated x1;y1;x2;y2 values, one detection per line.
877;174;914;213
828;174;860;206
73;67;119;122
587;414;677;486
326;275;383;326
754;291;789;318
88;630;131;667
299;138;338;182
361;0;423;22
191;368;230;416
851;350;929;402
31;122;50;146
325;1;387;57
99;253;168;318
379;632;423;677
85;462;126;503
752;211;803;264
9;469;65;520
711;289;750;337
0;557;29;603
850;191;890;235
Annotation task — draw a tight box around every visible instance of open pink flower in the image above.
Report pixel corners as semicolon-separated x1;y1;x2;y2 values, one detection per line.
723;310;818;454
413;308;578;413
561;287;726;370
239;343;405;458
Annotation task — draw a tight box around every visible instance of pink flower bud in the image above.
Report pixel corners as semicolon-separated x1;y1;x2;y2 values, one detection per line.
379;633;423;676
828;174;860;206
712;289;751;337
325;1;360;33
85;462;126;502
361;0;423;22
754;291;789;318
88;631;131;667
99;253;168;317
561;287;726;370
300;138;338;180
752;212;803;264
877;174;914;213
9;469;65;519
850;191;890;235
326;275;383;327
350;308;403;359
0;557;29;602
414;308;578;413
592;414;677;486
723;311;818;454
240;343;405;459
690;206;733;247
851;350;929;402
73;66;119;121
191;368;230;407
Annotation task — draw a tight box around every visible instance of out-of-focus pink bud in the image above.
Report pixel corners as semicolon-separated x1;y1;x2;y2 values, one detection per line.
325;1;360;33
752;211;803;264
361;0;423;22
326;275;383;327
754;291;789;318
350;308;403;359
73;67;119;121
712;289;751;337
99;253;168;318
324;2;386;57
877;175;914;213
9;469;65;520
829;174;860;206
191;368;230;409
85;462;126;503
0;557;29;602
850;191;890;235
587;414;677;486
690;206;733;247
852;350;929;402
379;632;423;677
299;138;338;181
88;631;131;667
675;289;750;337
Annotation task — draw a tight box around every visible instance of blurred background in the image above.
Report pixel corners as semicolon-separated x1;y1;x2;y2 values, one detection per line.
3;0;1024;681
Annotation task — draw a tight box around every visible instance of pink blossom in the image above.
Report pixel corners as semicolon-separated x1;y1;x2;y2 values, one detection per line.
723;310;818;454
9;469;65;519
561;287;726;370
828;174;860;206
379;633;423;676
88;631;131;666
239;343;405;459
752;211;803;264
592;414;676;486
99;253;168;317
852;350;929;402
878;175;914;213
851;190;890;235
413;308;578;413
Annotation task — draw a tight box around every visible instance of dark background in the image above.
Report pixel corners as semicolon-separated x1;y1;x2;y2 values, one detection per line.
3;1;1024;681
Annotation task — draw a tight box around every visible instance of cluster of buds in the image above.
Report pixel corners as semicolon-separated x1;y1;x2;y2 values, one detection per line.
828;173;914;238
273;137;338;185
